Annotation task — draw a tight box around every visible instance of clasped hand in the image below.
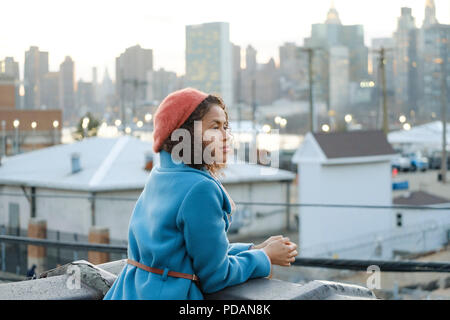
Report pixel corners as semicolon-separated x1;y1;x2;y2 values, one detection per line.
251;235;298;267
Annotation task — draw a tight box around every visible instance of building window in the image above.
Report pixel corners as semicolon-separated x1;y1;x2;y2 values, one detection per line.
396;213;403;227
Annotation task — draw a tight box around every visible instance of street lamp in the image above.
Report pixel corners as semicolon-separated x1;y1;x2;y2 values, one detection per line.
82;117;90;138
1;120;5;157
31;121;37;151
344;114;353;123
321;124;330;132
403;123;411;131
53;120;59;145
274;116;282;125
13;119;19;155
144;113;153;132
399;115;406;123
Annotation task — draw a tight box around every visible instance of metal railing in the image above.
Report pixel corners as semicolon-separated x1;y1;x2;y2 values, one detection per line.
1;232;450;278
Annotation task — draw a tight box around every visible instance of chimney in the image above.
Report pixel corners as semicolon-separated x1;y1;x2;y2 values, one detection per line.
71;152;81;174
144;151;153;171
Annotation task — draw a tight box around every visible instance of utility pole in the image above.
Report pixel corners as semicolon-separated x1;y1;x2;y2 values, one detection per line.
123;78;148;125
237;69;242;131
380;48;388;136
119;69;148;132
301;48;315;133
120;69;125;132
301;47;326;133
372;47;392;136
251;76;257;148
439;46;448;183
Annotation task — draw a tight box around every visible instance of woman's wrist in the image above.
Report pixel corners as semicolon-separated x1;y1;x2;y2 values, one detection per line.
251;243;263;250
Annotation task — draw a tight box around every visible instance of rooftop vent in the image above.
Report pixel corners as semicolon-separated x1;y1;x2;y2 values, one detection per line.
71;152;81;174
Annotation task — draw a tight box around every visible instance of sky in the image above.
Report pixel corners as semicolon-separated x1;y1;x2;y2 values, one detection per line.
1;0;449;82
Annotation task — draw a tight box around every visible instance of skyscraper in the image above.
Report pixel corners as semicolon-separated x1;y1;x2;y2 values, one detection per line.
416;0;449;120
115;44;153;125
24;46;49;109
0;57;20;109
245;45;257;74
41;71;60;110
185;22;233;107
146;68;178;103
423;0;439;28
77;80;95;118
393;7;418;117
279;42;308;100
232;43;242;104
303;3;368;116
420;24;450;117
59;56;76;124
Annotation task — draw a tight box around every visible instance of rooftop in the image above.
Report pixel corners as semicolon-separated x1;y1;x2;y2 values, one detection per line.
0;135;295;191
393;191;450;206
292;130;397;164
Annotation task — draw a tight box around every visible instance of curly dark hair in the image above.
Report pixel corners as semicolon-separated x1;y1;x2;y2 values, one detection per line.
160;94;231;178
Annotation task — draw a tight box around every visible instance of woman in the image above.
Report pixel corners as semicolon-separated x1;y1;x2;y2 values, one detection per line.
103;87;298;300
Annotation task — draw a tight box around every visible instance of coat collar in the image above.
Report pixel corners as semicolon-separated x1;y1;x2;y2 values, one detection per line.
157;150;232;214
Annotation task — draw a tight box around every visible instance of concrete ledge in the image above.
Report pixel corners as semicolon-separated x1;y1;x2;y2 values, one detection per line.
0;259;377;300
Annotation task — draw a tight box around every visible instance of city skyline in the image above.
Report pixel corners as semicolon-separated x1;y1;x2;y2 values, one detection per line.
1;0;450;82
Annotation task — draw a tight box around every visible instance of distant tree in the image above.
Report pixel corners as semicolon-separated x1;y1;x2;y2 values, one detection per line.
73;112;100;141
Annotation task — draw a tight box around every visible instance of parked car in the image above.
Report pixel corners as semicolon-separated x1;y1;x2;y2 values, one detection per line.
428;150;450;170
405;151;429;172
391;155;412;172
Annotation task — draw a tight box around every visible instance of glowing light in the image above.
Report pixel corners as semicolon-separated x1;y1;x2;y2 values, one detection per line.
137;121;143;128
144;113;152;122
53;120;59;128
399;115;406;123
13;119;20;128
114;119;122;127
82;117;89;129
403;123;411;131
262;124;271;133
31;121;37;129
344;114;352;123
321;124;330;132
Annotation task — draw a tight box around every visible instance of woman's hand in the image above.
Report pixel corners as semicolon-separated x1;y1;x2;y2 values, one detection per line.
262;238;298;267
251;235;285;250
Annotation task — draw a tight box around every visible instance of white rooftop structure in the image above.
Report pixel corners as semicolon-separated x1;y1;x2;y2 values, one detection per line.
387;121;450;149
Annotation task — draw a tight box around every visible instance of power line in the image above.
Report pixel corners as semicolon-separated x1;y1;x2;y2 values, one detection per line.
1;192;450;210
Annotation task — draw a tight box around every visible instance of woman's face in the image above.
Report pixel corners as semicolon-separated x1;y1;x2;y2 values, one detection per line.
201;104;231;164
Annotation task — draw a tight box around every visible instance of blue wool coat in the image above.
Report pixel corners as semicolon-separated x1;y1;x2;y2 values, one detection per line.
103;149;271;300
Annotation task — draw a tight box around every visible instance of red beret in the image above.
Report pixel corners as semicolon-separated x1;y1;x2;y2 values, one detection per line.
152;87;208;153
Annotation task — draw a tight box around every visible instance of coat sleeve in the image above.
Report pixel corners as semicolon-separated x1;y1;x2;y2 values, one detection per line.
227;243;254;255
178;179;271;294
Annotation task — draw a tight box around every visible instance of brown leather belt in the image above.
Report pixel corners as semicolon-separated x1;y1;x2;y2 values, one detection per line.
127;259;200;284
